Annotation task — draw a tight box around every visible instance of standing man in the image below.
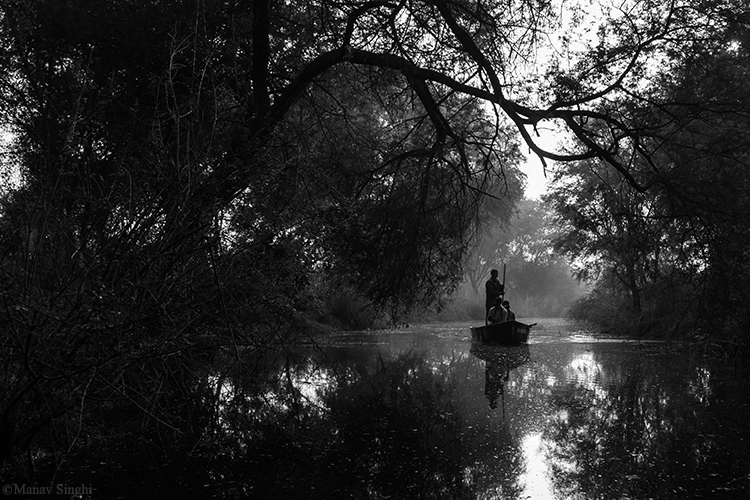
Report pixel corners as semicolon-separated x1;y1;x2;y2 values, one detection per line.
485;269;504;324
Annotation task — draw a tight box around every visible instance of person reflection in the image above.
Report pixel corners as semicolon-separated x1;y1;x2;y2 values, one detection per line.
471;344;530;412
484;359;510;410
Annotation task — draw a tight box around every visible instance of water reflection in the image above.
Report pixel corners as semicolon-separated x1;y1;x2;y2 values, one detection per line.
470;344;530;412
197;320;750;500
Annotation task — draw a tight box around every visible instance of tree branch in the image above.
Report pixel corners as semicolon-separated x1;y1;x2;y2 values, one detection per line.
251;0;271;115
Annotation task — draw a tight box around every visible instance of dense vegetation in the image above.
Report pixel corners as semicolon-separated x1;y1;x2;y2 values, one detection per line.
544;5;750;340
0;0;747;489
446;198;583;320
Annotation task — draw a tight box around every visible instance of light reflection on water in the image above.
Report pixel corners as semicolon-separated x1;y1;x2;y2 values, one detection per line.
216;318;750;499
521;432;555;499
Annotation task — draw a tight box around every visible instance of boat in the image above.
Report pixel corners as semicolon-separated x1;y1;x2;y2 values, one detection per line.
470;320;534;344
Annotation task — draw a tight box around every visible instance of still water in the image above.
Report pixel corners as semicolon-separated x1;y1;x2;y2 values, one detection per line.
228;319;750;499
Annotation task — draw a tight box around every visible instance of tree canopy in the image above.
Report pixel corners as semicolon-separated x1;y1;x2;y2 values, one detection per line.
1;0;749;484
2;0;735;318
463;197;581;318
545;1;750;336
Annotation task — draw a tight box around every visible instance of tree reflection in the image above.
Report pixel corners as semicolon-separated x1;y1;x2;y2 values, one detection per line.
44;330;750;499
211;341;750;500
200;348;527;499
470;344;531;413
542;358;750;499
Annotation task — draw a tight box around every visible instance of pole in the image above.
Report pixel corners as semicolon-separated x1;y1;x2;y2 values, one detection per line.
502;263;506;297
501;386;506;419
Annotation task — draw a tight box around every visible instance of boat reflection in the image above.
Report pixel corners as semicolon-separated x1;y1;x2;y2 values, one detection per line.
470;343;531;412
97;323;750;499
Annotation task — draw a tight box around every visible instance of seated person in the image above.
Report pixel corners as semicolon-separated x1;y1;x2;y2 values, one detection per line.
487;297;508;324
502;300;516;321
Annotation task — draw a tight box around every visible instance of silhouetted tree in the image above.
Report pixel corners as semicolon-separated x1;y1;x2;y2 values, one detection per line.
1;0;746;484
546;3;750;337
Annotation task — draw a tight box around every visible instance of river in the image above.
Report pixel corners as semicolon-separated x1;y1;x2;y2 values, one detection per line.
212;318;749;499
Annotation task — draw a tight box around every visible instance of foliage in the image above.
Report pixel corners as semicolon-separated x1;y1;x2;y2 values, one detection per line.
1;0;748;485
462;198;583;318
546;156;702;330
546;2;750;338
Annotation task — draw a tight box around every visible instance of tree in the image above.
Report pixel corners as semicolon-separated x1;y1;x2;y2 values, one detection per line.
464;198;580;317
642;16;750;336
2;0;724;323
504;199;581;311
463;153;525;297
1;0;742;480
546;156;696;327
546;2;750;336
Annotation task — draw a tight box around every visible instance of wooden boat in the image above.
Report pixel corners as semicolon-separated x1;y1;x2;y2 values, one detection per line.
470;320;534;344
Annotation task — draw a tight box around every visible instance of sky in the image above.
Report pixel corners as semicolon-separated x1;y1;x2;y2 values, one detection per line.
521;150;549;199
519;125;563;199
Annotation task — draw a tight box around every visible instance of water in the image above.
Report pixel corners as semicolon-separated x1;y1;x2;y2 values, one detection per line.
214;319;750;499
